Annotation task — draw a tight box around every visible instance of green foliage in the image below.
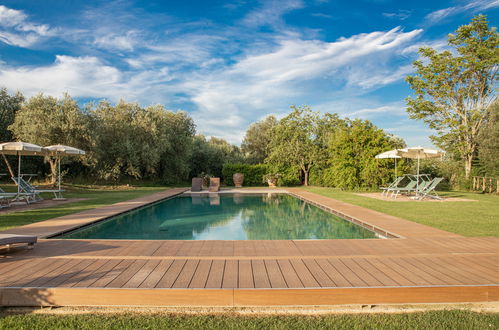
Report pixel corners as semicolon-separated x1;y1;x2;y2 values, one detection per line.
222;163;268;186
91;101;195;183
9;93;92;182
241;115;278;164
477;100;499;176
0;87;24;142
189;135;244;179
322;119;408;190
406;15;498;179
266;106;337;186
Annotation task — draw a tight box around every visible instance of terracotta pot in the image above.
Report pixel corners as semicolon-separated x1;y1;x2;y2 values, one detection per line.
233;173;244;187
267;178;277;187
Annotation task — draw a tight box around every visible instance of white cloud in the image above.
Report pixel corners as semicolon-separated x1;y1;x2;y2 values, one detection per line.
0;5;56;47
425;0;499;24
242;0;304;29
184;27;422;142
93;30;140;51
382;10;412;20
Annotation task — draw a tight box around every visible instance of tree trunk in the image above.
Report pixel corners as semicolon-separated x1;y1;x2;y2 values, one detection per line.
303;169;309;186
464;154;473;180
48;158;58;185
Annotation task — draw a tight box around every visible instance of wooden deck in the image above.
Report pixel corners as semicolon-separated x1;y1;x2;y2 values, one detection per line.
0;188;498;307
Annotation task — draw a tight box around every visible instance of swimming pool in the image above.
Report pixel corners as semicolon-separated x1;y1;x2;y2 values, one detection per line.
55;193;378;240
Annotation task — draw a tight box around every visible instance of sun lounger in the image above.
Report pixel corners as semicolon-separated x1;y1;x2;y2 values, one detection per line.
0;234;37;250
209;177;220;192
380;176;404;196
12;177;65;201
191;177;203;192
0;187;21;208
387;179;417;198
416;177;444;200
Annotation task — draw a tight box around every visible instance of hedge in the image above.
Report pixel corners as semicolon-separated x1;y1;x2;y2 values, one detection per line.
222;164;269;186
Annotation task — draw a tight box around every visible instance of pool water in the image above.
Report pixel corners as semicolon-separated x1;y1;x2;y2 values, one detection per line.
55;193;378;240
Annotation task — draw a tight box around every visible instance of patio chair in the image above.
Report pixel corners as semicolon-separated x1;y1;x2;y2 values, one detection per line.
380;176;404;196
12;176;65;201
209;177;220;192
416;177;444;200
0;187;20;208
386;179;418;198
191;177;203;192
0;234;37;250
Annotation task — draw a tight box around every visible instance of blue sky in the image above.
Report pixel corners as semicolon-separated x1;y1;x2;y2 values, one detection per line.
0;0;497;146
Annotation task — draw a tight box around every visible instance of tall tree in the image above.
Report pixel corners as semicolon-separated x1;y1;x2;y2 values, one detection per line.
0;88;24;142
406;15;498;179
477;100;499;176
9;93;91;183
241;115;278;164
266;106;322;186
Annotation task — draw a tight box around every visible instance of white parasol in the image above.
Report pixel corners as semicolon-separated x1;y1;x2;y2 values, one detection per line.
396;147;445;195
375;149;402;180
45;145;86;195
0;141;47;199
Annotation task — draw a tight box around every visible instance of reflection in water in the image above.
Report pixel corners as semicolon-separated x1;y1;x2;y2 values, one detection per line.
58;193;378;240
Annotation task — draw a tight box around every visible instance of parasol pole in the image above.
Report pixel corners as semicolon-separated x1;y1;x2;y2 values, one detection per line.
58;155;61;191
394;158;397;181
17;152;21;199
2;154;14;178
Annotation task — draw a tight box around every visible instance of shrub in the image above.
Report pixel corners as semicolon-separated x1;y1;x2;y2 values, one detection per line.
222;164;269;186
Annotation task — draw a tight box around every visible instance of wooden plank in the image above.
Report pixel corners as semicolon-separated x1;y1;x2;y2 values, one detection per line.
327;259;365;287
251;259;271;288
289;259;319;287
122;259;161;288
24;259;83;288
264;259;287;288
238;260;254;288
155;259;187;288
61;259;112;287
276;259;303;288
189;260;212;288
90;260;134;288
139;260;173;288
302;259;335;287
222;260;238;288
42;259;95;288
363;258;415;286
205;260;225;288
172;260;199;288
107;259;148;288
314;259;349;287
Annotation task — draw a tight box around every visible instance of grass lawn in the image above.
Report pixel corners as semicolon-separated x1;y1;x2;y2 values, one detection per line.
0;310;498;329
304;187;499;237
0;184;170;232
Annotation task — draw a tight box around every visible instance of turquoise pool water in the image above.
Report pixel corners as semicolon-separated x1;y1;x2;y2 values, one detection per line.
55;193;378;240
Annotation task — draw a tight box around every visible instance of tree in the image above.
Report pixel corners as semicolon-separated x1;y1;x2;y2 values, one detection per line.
324;119;406;189
9;93;91;183
241;115;278;164
266;106;322;186
477;100;499;176
0;88;24;142
406;15;498;179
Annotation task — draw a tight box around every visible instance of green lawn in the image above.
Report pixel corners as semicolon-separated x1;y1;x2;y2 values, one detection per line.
304;187;499;237
0;185;169;232
0;310;497;329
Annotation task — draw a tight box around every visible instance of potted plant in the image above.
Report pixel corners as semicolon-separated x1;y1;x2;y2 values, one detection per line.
263;173;280;187
233;172;244;187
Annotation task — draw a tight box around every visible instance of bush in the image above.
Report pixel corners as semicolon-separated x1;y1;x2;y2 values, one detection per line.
222;164;269;186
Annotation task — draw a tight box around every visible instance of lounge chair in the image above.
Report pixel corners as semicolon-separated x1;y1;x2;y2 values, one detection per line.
380;176;404;196
416;177;444;200
12;176;65;201
191;177;203;192
387;179;417;198
0;187;21;208
0;234;37;250
209;177;220;192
